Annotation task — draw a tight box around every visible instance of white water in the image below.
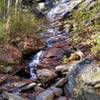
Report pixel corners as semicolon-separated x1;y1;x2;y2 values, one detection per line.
29;50;44;80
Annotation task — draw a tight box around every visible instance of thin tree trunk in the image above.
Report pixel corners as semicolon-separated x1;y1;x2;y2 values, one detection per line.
6;0;11;33
15;0;19;15
3;0;6;20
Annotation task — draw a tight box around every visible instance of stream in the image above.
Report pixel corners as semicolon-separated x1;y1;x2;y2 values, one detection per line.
28;0;83;81
28;0;99;98
0;0;100;99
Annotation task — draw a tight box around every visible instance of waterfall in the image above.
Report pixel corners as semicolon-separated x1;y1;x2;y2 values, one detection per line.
28;50;44;80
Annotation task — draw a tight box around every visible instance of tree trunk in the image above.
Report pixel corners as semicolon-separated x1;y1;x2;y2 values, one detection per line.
15;0;19;15
6;0;11;33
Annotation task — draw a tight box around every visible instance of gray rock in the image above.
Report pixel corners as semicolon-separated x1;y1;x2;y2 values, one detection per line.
37;69;57;82
36;87;63;100
54;78;67;87
3;92;24;100
50;87;63;96
34;86;45;93
64;58;100;97
36;89;54;100
55;64;69;72
57;96;67;100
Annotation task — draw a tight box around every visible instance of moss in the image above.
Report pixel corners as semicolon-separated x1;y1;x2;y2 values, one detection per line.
62;55;69;64
0;62;16;74
64;1;100;38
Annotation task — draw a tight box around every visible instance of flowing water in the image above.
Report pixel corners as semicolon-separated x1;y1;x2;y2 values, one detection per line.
28;50;44;80
28;0;86;97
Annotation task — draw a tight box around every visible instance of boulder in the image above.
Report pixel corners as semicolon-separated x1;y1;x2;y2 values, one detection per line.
39;41;73;68
50;87;63;97
0;45;22;73
37;69;57;82
36;87;63;100
11;35;46;56
64;58;100;97
40;47;65;68
36;89;55;100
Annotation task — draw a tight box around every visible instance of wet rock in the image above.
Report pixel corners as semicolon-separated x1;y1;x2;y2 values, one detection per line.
45;48;65;58
50;87;63;96
37;69;57;82
20;83;36;92
36;89;55;100
47;0;83;22
36;87;63;100
55;64;70;72
12;35;45;56
3;92;24;100
54;78;67;87
40;47;65;68
0;45;22;73
56;96;68;100
40;41;72;68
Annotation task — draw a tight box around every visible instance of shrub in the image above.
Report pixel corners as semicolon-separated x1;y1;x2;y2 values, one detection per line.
91;33;100;55
9;11;47;39
64;1;100;45
0;21;8;44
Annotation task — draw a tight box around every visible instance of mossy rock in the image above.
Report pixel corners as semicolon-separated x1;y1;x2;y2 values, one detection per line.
0;45;22;73
0;64;17;74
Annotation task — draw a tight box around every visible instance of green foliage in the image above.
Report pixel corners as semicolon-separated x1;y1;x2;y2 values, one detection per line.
64;1;100;57
62;55;68;64
0;0;6;19
0;0;48;44
9;11;47;38
65;1;99;32
0;21;8;44
91;34;100;55
72;1;100;33
0;0;4;12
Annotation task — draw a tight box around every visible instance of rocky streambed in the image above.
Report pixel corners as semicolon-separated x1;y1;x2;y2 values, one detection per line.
0;0;100;100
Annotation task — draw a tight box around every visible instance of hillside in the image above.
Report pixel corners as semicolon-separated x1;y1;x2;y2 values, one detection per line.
0;0;100;100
